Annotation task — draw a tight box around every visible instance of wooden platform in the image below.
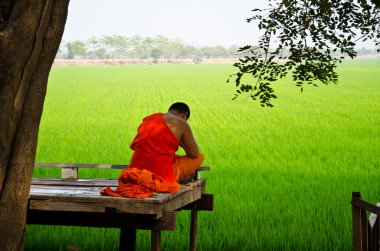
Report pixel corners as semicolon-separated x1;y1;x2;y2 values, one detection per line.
27;163;214;251
29;178;206;218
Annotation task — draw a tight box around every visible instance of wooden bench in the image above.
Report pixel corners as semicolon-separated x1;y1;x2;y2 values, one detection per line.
28;163;214;251
351;192;380;251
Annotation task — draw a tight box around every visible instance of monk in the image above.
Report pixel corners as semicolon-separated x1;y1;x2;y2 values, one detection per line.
129;102;204;183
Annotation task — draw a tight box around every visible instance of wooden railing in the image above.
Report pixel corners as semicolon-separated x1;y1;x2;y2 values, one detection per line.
35;162;209;180
352;192;380;251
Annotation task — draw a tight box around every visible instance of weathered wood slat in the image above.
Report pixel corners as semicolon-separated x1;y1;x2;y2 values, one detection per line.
30;179;206;203
29;200;162;216
35;162;128;169
27;210;176;230
155;179;206;204
31;178;118;187
180;194;214;211
162;184;205;212
352;197;380;215
35;162;210;172
30;187;163;203
29;179;206;217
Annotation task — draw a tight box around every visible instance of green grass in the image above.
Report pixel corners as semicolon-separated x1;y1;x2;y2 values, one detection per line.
26;60;380;250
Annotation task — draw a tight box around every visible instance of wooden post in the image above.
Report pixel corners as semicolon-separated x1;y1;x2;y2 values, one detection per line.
352;192;363;251
372;216;379;251
361;210;368;251
189;203;198;251
193;170;200;180
151;230;161;251
61;167;78;179
120;227;136;251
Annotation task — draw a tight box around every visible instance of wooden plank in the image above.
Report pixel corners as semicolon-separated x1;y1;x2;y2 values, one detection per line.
30;185;165;201
31;178;206;189
30;185;107;193
29;180;206;204
29;199;162;215
180;194;214;211
29;181;206;215
27;210;176;230
155;179;206;204
35;162;128;169
162;184;205;212
35;162;209;172
31;178;118;187
352;197;380;215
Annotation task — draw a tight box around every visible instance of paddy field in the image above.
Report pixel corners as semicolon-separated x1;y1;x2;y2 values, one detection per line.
26;60;380;250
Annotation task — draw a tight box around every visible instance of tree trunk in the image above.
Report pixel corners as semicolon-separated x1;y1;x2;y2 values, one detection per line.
0;0;69;250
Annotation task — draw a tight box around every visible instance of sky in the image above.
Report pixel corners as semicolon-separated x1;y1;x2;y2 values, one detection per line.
63;0;270;47
63;0;375;49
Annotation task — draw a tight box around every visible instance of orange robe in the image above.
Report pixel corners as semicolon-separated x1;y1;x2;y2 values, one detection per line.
129;113;180;182
100;167;180;198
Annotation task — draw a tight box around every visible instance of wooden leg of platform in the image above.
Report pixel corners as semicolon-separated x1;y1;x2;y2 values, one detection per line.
189;204;198;251
151;230;161;251
120;227;136;251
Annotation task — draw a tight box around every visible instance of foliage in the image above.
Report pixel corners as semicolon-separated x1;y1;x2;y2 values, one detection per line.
229;0;380;107
66;40;87;59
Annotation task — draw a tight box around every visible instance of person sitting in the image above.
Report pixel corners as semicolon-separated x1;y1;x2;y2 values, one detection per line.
129;102;204;183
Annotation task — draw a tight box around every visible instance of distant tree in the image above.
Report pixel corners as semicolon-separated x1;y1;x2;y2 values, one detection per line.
154;35;170;59
227;44;240;58
95;47;107;59
56;39;66;59
230;0;380;107
102;35;129;59
151;48;163;62
214;45;228;58
164;39;183;59
66;40;87;59
0;0;69;249
87;36;101;59
182;44;197;59
56;34;249;61
129;35;147;60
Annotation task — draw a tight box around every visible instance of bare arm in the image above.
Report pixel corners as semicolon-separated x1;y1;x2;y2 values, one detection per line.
180;121;199;158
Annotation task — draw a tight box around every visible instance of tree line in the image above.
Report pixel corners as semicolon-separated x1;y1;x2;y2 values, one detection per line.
58;34;377;62
57;35;241;61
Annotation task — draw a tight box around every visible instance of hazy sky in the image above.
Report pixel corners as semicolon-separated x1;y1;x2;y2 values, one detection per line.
63;0;269;47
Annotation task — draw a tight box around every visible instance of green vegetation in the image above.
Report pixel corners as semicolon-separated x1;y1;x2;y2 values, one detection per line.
26;60;380;250
60;35;240;60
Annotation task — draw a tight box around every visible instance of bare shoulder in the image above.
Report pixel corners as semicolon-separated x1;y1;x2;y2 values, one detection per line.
164;112;186;126
163;113;187;140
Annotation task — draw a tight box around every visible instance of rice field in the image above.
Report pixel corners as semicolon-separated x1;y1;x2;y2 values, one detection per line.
26;60;380;250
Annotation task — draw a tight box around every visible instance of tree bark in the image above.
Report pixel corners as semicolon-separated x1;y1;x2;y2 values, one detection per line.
0;0;69;250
